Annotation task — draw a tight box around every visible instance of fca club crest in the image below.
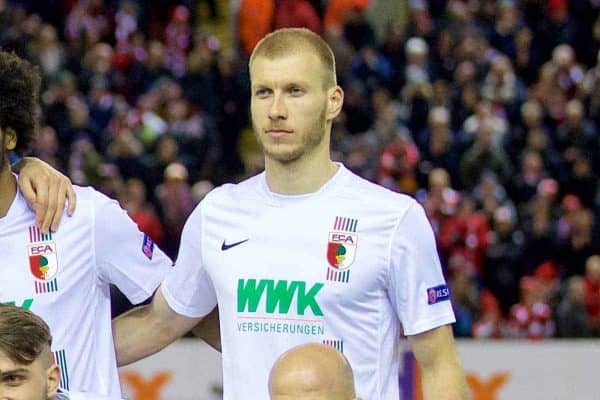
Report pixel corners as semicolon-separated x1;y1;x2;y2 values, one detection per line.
326;216;358;283
327;232;357;269
28;242;58;281
27;226;59;294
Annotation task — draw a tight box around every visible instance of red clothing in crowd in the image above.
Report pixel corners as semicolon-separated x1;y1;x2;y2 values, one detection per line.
583;277;600;322
273;0;322;35
238;0;275;55
438;210;490;277
324;0;371;31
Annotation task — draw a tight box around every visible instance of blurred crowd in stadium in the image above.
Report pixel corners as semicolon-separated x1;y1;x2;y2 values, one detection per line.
2;0;600;338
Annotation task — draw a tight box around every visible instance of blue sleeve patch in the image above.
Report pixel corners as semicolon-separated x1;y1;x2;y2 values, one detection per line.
142;234;155;260
427;284;451;304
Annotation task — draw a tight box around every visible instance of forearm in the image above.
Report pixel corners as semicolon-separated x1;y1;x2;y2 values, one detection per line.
409;325;468;400
421;354;468;400
113;305;170;366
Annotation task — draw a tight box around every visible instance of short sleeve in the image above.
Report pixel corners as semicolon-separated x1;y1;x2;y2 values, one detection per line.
161;202;217;318
387;200;456;335
92;190;172;304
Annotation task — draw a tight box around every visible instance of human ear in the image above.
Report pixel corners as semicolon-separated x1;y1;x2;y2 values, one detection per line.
326;86;344;121
46;364;60;398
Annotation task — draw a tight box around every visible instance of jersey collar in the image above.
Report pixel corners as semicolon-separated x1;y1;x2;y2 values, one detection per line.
259;162;350;207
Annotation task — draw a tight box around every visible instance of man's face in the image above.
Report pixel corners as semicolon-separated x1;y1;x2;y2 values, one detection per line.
0;351;50;400
250;52;332;164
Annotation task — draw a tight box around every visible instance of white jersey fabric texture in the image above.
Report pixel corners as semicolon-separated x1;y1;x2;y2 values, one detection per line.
56;389;122;400
0;185;171;398
162;164;455;400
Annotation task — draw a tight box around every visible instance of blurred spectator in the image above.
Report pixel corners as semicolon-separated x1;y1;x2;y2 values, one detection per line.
274;0;322;35
584;50;600;125
472;289;505;338
416;106;460;187
583;255;600;335
164;5;191;77
349;45;393;92
506;276;555;339
438;195;490;278
237;0;275;56
324;0;370;32
27;24;65;84
342;6;376;51
556;206;597;277
155;162;195;257
450;270;479;337
556;276;591;337
377;132;420;194
459;117;514;190
484;205;524;312
121;178;165;245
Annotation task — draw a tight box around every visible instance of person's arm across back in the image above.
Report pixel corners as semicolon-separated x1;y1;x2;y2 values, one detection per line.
113;287;202;366
191;306;221;352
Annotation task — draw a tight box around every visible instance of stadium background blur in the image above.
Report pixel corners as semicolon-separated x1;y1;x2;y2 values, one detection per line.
3;0;600;340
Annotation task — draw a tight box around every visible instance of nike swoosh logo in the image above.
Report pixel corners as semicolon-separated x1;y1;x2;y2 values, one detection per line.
221;239;249;251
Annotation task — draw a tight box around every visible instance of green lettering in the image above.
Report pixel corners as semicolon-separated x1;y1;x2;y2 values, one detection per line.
266;280;297;314
296;282;324;316
237;279;270;312
2;299;34;310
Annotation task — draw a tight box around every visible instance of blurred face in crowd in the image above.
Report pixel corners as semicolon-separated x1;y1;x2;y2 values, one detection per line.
250;49;343;164
566;100;584;126
586;255;600;284
567;276;585;304
521;101;542;128
0;349;58;400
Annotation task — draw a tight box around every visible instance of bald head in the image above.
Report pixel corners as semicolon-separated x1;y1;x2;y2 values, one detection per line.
269;343;359;400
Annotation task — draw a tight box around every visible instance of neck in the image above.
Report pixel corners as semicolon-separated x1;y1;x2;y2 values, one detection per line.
264;146;339;195
0;163;16;217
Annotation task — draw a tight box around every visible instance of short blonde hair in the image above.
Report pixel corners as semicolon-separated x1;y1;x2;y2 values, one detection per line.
249;28;337;88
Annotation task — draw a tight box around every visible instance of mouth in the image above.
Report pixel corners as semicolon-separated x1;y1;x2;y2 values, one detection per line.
265;129;293;139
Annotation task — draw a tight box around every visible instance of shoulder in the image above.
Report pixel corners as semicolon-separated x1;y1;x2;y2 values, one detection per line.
200;174;263;211
66;186;130;229
72;185;115;205
340;168;418;216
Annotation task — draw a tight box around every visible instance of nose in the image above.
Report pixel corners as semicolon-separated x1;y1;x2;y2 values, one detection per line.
268;92;287;121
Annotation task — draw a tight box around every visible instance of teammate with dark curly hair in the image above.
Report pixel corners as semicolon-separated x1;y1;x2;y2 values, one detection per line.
0;50;219;398
0;50;41;159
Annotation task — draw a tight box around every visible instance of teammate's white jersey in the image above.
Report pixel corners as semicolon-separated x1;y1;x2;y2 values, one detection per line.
56;389;122;400
162;164;455;400
0;185;171;398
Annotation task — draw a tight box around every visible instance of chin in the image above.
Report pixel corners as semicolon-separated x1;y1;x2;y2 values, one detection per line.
264;145;305;164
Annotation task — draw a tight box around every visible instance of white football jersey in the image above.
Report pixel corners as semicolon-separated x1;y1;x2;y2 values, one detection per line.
56;389;122;400
0;185;172;398
162;164;455;400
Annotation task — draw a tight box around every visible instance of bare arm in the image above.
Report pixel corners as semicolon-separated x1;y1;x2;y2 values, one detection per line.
112;286;202;366
190;306;221;352
408;324;467;400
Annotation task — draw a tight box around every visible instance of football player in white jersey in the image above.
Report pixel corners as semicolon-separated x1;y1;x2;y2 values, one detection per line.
0;50;176;398
0;304;120;400
269;343;360;400
114;28;467;399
